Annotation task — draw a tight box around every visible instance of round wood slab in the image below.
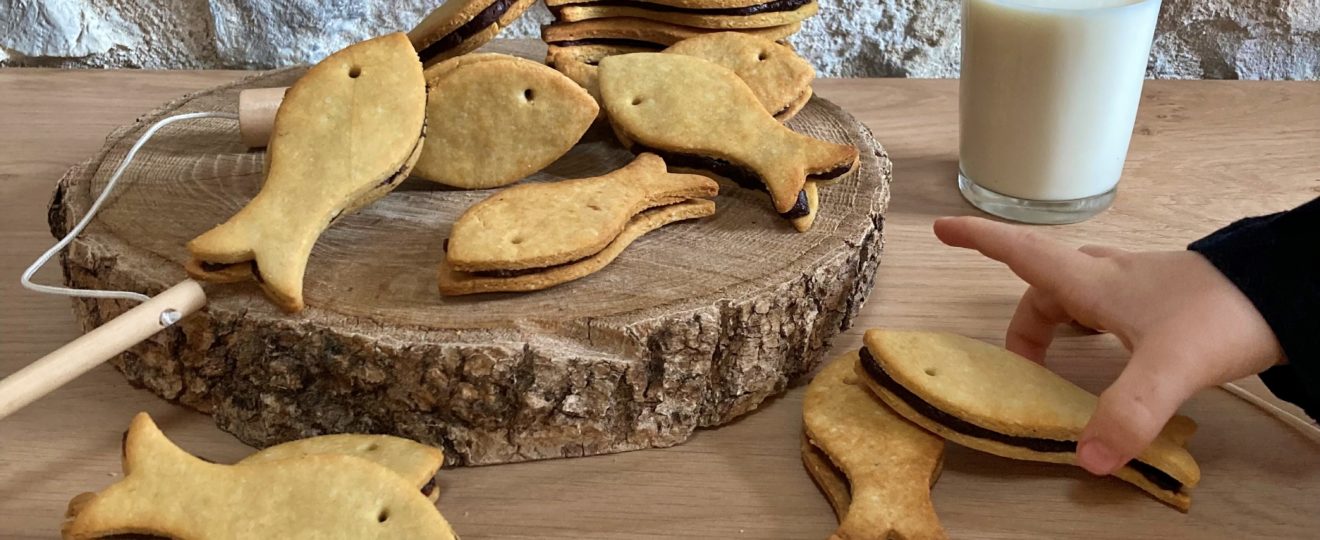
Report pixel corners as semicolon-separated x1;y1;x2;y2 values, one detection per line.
49;51;891;465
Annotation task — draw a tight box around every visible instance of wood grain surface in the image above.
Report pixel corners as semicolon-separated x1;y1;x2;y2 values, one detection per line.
47;59;889;465
3;64;1320;538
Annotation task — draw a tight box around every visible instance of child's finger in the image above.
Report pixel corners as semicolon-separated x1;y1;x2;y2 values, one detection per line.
933;216;1097;295
1006;286;1072;364
1076;337;1198;476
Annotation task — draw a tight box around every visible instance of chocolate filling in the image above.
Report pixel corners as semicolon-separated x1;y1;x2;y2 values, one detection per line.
550;0;812;17
629;144;811;219
198;261;234;273
417;0;519;61
547;38;667;50
857;347;1185;494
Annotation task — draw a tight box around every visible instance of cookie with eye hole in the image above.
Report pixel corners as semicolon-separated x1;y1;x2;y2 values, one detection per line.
408;0;538;67
855;329;1202;512
440;198;715;295
444;152;717;272
547;32;809;122
185;32;426;313
804;352;948;540
600;53;856;231
545;0;819;29
412;53;599;190
61;413;457;540
664;32;814;121
238;434;445;504
542;17;800;51
64;433;448;528
439;153;717;295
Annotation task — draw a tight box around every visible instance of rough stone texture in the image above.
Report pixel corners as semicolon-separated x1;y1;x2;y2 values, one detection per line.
47;67;892;465
2;0;1317;78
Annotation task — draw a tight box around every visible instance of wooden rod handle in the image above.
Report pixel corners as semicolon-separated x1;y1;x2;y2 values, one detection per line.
0;280;208;419
238;87;287;148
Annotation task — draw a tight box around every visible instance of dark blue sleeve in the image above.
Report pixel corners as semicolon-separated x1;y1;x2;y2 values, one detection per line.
1188;196;1320;419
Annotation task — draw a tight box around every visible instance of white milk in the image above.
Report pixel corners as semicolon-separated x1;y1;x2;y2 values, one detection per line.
959;0;1161;202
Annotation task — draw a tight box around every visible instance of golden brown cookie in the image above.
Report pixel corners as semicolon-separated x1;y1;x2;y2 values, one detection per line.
239;434;445;503
186;32;426;313
413;53;599;189
62;413;457;540
439;198;715;295
855;329;1202;512
542;17;800;49
664;32;814;121
409;0;538;66
801;434;851;522
64;434;448;527
547;0;819;29
599;53;856;231
445;153;717;272
804;352;948;540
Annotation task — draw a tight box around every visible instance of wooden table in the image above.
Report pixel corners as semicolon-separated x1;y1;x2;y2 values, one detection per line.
2;69;1318;539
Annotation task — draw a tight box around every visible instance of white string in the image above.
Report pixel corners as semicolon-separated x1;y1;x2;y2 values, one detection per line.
21;111;240;303
1220;381;1320;444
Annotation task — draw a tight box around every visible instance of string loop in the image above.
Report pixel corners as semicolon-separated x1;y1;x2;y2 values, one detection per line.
21;111;240;303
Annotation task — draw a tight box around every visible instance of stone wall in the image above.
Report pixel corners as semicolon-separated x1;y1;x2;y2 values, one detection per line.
1;0;1316;78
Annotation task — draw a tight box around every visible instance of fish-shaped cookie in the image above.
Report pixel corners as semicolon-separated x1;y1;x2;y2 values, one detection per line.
62;413;457;540
545;0;820;29
413;53;599;189
238;434;445;502
542;17;801;51
664;32;815;121
599;53;857;231
409;0;538;67
855;329;1202;511
185;33;427;313
804;352;948;540
64;433;448;526
439;153;718;295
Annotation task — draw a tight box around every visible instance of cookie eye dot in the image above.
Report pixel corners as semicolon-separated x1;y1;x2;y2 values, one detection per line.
363;443;379;452
587;204;602;211
511;236;525;245
348;65;362;78
924;368;937;376
377;508;390;523
631;97;643;106
523;88;534;102
757;51;769;61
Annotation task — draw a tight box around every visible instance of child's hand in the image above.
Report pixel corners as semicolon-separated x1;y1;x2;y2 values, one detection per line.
932;216;1283;476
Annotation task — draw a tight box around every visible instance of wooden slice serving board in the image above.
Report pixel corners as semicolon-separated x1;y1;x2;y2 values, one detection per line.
48;44;890;466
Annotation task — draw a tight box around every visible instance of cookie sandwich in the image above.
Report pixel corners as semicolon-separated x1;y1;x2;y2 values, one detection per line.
546;0;820;30
599;53;857;232
439;153;718;295
854;329;1202;511
186;32;427;312
62;413;457;540
409;0;538;67
803;352;948;540
414;53;599;189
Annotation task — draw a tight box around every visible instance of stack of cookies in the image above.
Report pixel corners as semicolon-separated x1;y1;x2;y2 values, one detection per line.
542;0;819;86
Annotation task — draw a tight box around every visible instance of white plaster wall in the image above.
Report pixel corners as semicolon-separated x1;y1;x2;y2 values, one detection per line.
1;0;1316;78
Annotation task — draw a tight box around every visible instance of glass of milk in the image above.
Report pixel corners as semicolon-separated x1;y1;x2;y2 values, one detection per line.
958;0;1162;224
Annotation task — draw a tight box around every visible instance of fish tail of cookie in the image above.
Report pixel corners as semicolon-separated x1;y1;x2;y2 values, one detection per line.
64;413;206;540
800;135;860;181
186;215;259;268
187;209;310;312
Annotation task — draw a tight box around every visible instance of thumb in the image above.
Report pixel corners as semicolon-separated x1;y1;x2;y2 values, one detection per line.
1076;339;1197;476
